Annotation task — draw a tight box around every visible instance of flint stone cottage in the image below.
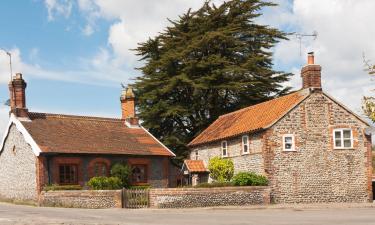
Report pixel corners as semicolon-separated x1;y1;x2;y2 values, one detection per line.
0;74;175;202
187;53;373;203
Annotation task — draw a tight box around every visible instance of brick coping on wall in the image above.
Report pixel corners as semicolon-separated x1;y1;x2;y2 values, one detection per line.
150;186;269;193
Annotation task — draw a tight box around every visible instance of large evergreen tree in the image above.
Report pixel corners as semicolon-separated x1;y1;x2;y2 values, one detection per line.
133;0;291;162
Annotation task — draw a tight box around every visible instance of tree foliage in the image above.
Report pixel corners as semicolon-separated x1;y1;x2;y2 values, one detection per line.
362;56;375;122
133;0;291;161
208;156;234;182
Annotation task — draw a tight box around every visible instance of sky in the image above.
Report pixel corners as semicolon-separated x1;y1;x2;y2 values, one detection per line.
0;0;375;132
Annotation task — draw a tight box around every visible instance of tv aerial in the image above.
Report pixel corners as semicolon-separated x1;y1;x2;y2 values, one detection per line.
0;48;13;81
292;31;318;56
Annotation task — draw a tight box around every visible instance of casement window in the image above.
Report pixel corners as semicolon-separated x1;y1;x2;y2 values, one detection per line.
195;150;199;160
131;164;148;184
242;135;249;154
94;162;108;177
221;140;228;157
333;129;353;149
59;164;78;185
282;134;295;151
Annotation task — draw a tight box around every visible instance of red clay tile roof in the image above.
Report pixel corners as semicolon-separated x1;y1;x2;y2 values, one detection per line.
184;160;207;173
20;112;174;156
188;90;310;147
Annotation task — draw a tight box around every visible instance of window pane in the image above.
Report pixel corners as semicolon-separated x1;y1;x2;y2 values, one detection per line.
242;136;248;145
223;149;227;156
335;140;342;147
132;165;147;183
344;140;352;148
285;136;292;143
285;143;292;149
335;131;341;139
243;145;248;153
222;141;227;148
343;130;351;139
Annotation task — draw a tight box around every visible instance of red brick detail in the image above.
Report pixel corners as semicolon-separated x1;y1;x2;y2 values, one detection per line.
301;65;322;89
365;133;373;202
8;73;28;117
51;157;83;186
36;156;46;194
88;157;111;178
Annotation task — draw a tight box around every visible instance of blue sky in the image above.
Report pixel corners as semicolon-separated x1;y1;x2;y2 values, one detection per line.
0;0;375;131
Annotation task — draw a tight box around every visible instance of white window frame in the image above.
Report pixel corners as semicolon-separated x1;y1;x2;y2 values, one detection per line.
333;129;353;149
195;150;199;160
242;135;249;154
221;140;228;157
282;134;296;152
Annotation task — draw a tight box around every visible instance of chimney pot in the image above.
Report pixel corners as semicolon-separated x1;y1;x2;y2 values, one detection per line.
307;52;314;65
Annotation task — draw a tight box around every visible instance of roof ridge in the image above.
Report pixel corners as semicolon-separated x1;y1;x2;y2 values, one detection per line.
27;112;123;122
219;90;306;119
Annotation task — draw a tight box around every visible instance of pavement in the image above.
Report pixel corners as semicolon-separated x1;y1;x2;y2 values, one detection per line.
1;202;375;225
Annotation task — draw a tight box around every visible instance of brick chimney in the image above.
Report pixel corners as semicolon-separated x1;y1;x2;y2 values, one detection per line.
120;85;139;126
301;52;322;90
8;73;28;117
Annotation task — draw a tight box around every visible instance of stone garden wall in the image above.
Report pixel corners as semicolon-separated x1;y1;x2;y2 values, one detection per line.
39;190;122;208
149;186;270;208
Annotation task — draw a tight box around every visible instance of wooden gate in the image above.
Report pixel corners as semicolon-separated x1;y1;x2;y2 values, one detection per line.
122;188;149;208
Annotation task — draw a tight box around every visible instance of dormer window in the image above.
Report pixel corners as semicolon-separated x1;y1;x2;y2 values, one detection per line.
333;129;353;149
221;141;228;157
283;134;295;152
242;135;249;154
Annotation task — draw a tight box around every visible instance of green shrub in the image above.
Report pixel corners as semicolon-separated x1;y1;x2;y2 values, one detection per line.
110;163;131;187
195;182;233;188
87;176;122;190
208;156;234;182
43;184;82;191
232;172;268;186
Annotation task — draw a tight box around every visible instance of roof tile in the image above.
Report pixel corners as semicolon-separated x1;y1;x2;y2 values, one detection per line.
21;112;174;156
188;90;310;146
184;160;207;172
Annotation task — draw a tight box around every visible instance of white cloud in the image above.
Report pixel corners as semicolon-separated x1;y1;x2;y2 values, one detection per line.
264;0;375;118
38;0;375;119
44;0;73;21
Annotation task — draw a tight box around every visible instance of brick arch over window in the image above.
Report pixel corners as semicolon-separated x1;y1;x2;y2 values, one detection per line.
88;158;111;178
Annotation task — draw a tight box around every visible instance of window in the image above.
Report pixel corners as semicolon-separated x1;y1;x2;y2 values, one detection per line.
242;135;249;154
195;151;199;160
283;134;295;151
221;141;228;157
333;129;353;149
94;162;108;177
59;164;78;184
131;164;148;184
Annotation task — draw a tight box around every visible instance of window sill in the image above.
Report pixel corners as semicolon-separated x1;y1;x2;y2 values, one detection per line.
333;148;354;150
282;149;297;152
221;155;229;158
241;152;250;155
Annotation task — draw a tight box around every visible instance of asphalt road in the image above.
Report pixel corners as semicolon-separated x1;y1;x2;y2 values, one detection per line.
1;202;375;225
